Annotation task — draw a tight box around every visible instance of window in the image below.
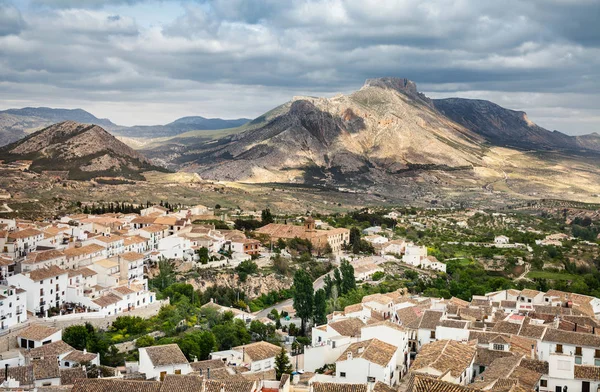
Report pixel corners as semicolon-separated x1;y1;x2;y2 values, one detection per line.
65;362;70;367
575;346;582;356
430;331;436;339
556;344;563;354
575;357;582;364
595;349;600;358
595;359;600;367
340;372;346;378
160;371;167;381
367;377;376;383
174;369;181;375
479;366;485;374
540;380;547;387
493;344;505;351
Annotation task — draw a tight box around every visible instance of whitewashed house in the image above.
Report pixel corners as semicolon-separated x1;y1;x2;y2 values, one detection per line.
335;338;399;386
7;265;69;316
138;344;192;380
0;284;27;330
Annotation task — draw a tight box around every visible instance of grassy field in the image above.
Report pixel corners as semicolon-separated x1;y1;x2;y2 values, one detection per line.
526;270;580;281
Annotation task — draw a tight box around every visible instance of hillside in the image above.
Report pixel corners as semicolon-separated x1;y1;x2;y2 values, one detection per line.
156;78;487;185
0;107;118;147
433;98;600;152
143;77;600;202
0;121;166;180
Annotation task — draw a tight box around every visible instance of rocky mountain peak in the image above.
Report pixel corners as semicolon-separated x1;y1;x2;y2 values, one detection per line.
363;77;419;94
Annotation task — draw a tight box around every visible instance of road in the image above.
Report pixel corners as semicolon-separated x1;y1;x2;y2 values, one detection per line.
254;271;329;318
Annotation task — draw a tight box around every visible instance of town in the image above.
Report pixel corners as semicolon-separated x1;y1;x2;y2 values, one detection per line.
0;201;598;392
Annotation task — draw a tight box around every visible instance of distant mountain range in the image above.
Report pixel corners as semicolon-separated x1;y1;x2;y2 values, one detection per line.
0;121;166;180
0;107;250;146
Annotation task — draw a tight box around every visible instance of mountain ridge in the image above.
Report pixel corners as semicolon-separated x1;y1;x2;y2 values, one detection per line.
0;121;166;180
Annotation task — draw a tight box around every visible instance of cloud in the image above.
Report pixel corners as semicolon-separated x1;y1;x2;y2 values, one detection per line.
0;1;25;36
0;0;598;133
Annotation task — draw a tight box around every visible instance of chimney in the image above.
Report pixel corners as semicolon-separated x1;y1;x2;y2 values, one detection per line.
531;344;535;359
207;368;210;379
4;364;8;380
347;352;352;360
220;382;225;392
83;349;87;355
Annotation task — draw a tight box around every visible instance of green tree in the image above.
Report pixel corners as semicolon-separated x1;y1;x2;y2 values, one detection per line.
149;258;176;294
274;347;293;380
196;247;210;264
135;335;155;348
63;324;91;351
292;269;314;333
261;208;274;224
339;259;356;295
313;288;327;326
178;330;217;361
236;260;258;282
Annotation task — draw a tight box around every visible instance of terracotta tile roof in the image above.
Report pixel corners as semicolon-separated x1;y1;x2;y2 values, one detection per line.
120;252;145;262
8;228;42;239
68;267;98;278
205;379;255;392
200;367;241;380
362;320;406;332
410;310;443;330
0;364;34;386
473;356;542;391
475;348;515;366
542;328;600;347
450;297;470;308
71;379;161;392
33;357;61;380
63;349;98;363
240;368;275;381
337;338;397;367
141;224;168;234
519;358;548;375
161;374;204;391
371;381;396;392
131;216;158;225
407;373;476;392
361;293;393;305
344;303;364;314
92;293;122;308
411;340;477;378
235;341;281;361
501;300;516;308
468;331;510;345
395;306;422;326
439;319;468;329
124;235;148;246
63;244;105;258
142;344;188;367
25;340;75;359
18;324;60;341
28;265;68;281
574;365;600;381
509;335;537;358
491;321;521;335
24;249;65;264
113;286;136;295
60;367;87;385
312;382;368;392
517;323;546;339
328;318;365;337
519;289;542;298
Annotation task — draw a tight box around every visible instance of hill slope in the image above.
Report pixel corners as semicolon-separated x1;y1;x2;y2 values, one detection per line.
160;78;487;186
433;98;600;152
0;121;165;180
0;107;118;147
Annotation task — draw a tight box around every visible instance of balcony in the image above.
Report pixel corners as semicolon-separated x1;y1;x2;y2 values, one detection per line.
39;300;46;306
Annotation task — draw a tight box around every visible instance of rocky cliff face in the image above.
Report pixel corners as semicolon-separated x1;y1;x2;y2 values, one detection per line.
169;78;486;187
433;98;600;152
0;121;166;180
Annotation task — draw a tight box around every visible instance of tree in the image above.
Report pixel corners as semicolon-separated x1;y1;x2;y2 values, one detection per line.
274;347;293;380
135;335;155;348
339;260;356;295
333;268;342;291
323;274;334;297
313;289;327;326
292;269;314;333
196;247;210;264
63;324;92;351
349;227;361;247
276;238;287;250
236;260;258;282
273;254;290;275
178;330;217;361
261;208;274;225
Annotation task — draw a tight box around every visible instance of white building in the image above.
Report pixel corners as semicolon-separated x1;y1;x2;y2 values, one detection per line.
7;265;69;316
410;340;477;386
138;344;192;380
494;235;510;245
402;244;427;267
16;325;62;349
0;284;27;330
335;338;399;386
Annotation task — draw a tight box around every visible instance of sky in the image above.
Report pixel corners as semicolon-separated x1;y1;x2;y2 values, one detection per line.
0;0;599;135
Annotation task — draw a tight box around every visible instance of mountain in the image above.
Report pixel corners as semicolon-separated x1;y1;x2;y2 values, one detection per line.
143;77;600;203
0;121;165;180
155;78;488;185
0;107;118;147
432;98;600;152
111;116;251;138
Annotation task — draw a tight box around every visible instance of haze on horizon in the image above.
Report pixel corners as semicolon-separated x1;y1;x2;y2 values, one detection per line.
1;0;599;135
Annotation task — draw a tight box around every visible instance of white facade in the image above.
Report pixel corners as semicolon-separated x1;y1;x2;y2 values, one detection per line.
7;268;68;316
402;244;427;267
0;285;27;330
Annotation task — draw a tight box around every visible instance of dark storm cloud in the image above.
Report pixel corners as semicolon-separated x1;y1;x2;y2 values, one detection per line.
0;0;599;132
